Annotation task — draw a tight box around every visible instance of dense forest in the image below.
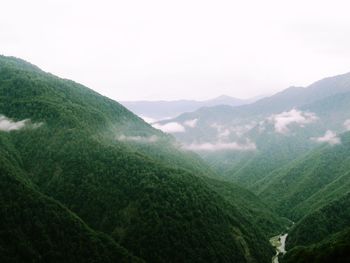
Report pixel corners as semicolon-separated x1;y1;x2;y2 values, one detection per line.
283;228;350;263
1;55;349;262
0;55;288;263
155;67;350;262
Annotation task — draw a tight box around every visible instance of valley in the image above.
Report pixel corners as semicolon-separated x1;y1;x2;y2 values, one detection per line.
0;55;349;263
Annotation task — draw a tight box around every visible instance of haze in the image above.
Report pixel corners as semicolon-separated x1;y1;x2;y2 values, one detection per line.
1;0;350;101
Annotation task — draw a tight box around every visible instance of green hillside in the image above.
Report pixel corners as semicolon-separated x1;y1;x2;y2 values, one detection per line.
203;177;290;237
0;134;141;263
286;193;350;249
252;132;350;262
283;228;350;263
0;55;283;263
256;132;350;219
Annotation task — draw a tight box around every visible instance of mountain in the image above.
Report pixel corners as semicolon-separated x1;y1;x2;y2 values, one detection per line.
120;95;262;121
283;227;350;263
286;192;350;249
0;133;142;263
154;72;350;187
150;71;350;262
251;132;350;260
255;131;350;219
0;55;285;263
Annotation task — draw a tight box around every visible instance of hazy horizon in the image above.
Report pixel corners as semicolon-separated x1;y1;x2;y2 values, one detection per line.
2;0;350;101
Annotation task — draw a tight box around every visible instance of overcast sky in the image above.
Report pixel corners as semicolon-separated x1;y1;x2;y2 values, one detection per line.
1;0;350;101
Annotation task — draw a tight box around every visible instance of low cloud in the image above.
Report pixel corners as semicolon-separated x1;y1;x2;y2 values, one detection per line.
218;128;230;138
0;115;41;132
258;120;266;133
268;109;318;134
152;122;185;133
311;130;341;145
230;122;256;137
344;119;350;131
211;123;230;138
183;140;257;152
211;122;256;138
183;118;198;128
117;134;158;143
211;123;224;132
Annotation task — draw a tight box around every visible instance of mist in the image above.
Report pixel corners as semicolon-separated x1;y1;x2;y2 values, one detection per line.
2;0;350;101
268;109;318;134
0;115;28;132
311;130;341;145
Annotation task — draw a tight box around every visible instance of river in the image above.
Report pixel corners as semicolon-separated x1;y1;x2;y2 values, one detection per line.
270;233;288;263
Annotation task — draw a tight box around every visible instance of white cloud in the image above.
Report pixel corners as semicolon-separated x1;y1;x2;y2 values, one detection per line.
211;122;256;138
218;129;230;138
183;140;256;152
183;118;198;128
117;134;158;143
152;122;185;133
0;115;28;131
311;130;341;145
344;119;350;131
230;122;256;137
211;123;230;138
258;120;267;133
268;109;318;134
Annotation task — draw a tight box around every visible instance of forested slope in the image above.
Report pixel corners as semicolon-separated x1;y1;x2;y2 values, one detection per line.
253;132;350;262
0;134;141;263
0;55;283;263
283;228;350;263
256;132;350;219
286;193;350;249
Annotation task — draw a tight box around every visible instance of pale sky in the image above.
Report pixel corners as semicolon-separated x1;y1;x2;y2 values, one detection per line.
1;0;350;101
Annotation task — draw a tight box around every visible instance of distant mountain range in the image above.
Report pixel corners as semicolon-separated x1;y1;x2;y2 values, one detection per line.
120;94;265;121
154;72;350;176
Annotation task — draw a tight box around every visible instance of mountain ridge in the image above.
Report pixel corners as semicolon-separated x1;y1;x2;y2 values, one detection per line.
121;94;263;120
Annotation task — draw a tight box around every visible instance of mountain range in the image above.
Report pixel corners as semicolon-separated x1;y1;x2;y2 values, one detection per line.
0;55;286;263
1;55;349;263
120;94;264;121
151;71;350;262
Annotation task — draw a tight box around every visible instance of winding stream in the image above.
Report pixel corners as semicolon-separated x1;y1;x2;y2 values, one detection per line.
270;233;288;263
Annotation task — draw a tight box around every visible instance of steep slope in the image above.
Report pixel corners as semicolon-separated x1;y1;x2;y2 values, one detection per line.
0;55;280;263
253;132;350;262
283;228;350;263
0;134;141;263
256;132;350;219
286;193;350;249
203;177;290;237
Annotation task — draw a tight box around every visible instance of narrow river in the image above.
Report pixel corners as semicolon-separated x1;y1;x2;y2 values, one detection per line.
270;233;288;263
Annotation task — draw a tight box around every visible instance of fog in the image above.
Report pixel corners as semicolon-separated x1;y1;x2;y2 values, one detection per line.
183;140;257;152
1;0;350;101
